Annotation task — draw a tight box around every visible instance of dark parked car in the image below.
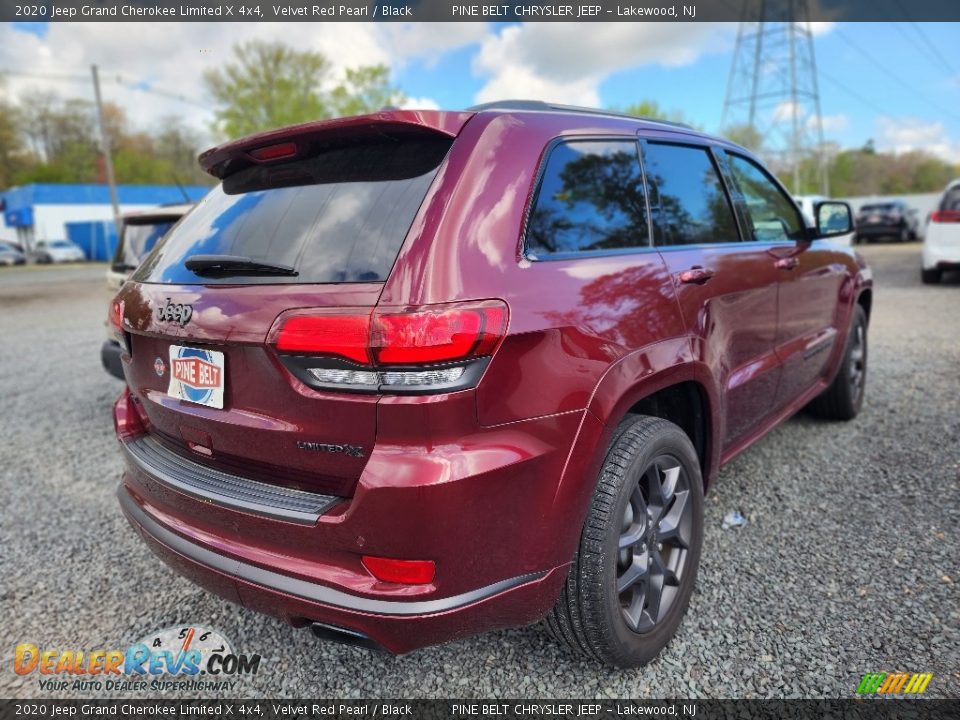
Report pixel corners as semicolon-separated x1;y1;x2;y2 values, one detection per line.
111;102;871;667
856;200;919;243
0;241;26;265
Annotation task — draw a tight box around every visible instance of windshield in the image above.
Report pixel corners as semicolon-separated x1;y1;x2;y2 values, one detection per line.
134;136;451;285
114;220;177;271
860;204;896;214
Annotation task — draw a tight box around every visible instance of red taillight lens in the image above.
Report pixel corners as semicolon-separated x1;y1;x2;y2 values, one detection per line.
373;303;507;365
109;299;124;332
931;210;960;223
113;388;146;442
274;301;508;366
276;313;372;364
249;142;298;162
361;556;436;585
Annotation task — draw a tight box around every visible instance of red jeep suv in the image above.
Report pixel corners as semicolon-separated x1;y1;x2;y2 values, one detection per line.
112;102;870;667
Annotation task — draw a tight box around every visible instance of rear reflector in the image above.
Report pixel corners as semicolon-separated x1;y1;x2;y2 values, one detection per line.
113;388;147;442
361;556;436;585
931;210;960;223
248;142;298;162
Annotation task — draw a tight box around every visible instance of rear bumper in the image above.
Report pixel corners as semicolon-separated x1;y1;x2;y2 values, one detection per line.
856;224;903;237
118;484;565;653
115;400;603;652
923;230;960;270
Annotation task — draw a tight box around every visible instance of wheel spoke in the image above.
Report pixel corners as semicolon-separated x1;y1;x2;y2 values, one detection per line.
617;555;649;594
618;524;645;549
643;552;667;625
657;490;691;549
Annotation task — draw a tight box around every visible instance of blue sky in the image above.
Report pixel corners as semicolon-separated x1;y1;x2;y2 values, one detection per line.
2;21;959;161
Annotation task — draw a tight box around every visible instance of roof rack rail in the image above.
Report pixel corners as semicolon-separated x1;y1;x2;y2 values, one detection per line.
466;100;694;130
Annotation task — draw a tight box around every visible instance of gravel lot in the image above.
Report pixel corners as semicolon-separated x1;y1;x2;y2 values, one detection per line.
1;245;957;699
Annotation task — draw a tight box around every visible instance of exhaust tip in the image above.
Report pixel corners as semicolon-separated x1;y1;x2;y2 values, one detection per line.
309;622;388;653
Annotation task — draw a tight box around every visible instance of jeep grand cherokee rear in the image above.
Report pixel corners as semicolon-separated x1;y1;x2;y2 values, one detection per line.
114;104;870;666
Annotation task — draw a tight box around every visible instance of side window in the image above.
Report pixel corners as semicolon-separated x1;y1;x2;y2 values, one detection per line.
525;140;649;256
725;153;805;242
643;142;739;246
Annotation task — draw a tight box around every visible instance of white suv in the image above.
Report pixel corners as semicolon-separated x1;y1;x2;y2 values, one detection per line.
922;180;960;284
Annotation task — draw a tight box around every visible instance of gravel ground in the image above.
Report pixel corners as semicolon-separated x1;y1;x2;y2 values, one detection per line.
1;246;957;699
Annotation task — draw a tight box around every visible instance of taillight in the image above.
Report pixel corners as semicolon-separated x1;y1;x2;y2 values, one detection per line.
931;210;960;223
273;300;508;394
276;313;371;363
109;299;124;332
373;304;507;364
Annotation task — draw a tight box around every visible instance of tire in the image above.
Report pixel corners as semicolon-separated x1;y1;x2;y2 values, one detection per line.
921;268;941;285
545;415;704;667
808;304;868;420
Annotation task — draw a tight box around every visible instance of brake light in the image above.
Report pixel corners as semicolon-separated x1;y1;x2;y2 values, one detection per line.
109;299;124;332
273;301;509;393
248;142;298;162
276;314;371;363
361;556;436;585
373;305;507;364
931;210;960;223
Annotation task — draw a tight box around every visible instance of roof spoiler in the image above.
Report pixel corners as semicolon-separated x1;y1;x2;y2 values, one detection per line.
198;110;474;180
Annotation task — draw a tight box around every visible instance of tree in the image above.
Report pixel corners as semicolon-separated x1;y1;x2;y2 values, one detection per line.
619;100;697;128
0;77;28;188
328;65;401;117
723;123;764;152
203;40;405;140
203;40;331;139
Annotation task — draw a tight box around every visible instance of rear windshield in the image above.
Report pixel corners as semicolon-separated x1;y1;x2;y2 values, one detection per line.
134;137;451;285
942;186;960;212
860;203;896;213
116;220;177;270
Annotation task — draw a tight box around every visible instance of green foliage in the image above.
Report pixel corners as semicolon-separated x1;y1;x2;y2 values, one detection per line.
722;123;764;152
619;100;699;129
203;41;404;140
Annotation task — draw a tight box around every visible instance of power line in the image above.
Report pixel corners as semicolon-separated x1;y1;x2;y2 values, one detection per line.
891;0;959;77
833;28;960;123
0;68;211;110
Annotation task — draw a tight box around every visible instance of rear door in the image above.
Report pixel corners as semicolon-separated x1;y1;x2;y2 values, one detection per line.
116;131;453;498
641;138;782;449
723;151;845;409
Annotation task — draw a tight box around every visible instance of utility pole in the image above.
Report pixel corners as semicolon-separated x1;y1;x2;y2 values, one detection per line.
722;0;829;196
91;64;121;256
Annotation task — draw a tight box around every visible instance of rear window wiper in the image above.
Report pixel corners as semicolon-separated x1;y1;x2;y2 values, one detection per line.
185;254;298;277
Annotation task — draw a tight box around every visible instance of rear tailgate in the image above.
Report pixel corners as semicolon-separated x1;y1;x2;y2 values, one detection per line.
115;111;472;498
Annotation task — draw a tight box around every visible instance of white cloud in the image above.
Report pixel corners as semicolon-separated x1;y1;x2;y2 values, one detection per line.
0;22;484;145
399;96;441;111
876;117;960;163
815;113;849;133
471;22;729;106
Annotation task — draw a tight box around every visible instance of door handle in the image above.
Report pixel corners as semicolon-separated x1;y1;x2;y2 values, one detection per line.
677;267;715;285
774;257;799;271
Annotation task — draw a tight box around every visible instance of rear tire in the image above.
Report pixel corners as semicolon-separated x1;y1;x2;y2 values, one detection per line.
545;416;704;667
809;304;867;420
921;268;941;285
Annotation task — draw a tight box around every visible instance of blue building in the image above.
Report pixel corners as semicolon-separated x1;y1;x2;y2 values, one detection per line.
1;183;210;254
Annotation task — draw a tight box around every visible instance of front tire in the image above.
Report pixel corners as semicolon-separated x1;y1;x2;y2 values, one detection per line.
545;416;704;667
921;268;941;284
809;304;868;420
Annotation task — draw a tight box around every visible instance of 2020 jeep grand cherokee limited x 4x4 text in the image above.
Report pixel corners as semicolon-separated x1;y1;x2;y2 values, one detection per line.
111;101;870;667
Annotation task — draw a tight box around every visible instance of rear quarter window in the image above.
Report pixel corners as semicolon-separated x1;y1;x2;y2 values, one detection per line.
134;137;451;285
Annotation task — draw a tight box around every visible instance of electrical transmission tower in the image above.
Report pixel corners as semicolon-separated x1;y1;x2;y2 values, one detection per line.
722;0;829;195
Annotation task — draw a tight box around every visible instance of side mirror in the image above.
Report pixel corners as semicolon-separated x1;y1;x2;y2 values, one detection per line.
814;200;853;238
